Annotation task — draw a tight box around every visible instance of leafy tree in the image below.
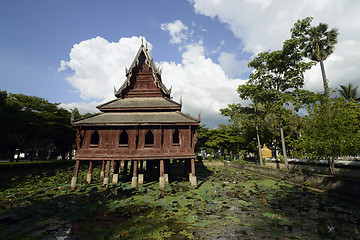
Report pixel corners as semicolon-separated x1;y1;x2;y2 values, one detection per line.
291;17;338;96
338;83;360;102
0;92;75;161
195;124;243;159
221;99;267;166
299;98;360;174
245;39;315;166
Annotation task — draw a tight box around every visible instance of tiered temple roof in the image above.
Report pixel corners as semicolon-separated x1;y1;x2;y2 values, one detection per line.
72;42;199;127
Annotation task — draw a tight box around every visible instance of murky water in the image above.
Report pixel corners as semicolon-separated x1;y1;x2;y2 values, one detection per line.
0;166;359;239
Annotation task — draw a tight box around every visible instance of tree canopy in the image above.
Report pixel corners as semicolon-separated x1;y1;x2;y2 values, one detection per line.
0;90;76;161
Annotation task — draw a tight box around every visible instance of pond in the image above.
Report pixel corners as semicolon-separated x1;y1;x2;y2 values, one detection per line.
0;165;359;239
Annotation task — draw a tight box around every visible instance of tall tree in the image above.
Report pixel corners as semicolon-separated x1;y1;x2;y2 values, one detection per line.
300;98;360;174
291;17;338;96
235;84;267;166
246;39;315;167
4;93;75;161
338;83;360;102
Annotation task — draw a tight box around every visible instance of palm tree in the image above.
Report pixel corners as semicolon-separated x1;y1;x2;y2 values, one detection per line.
338;83;360;102
291;17;338;96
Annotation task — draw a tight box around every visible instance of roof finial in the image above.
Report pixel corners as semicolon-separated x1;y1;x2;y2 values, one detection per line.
198;111;201;121
180;96;182;106
146;39;148;51
141;36;144;46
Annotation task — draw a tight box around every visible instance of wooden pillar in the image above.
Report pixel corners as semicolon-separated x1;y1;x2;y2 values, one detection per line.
111;160;115;173
71;160;80;189
159;159;165;189
164;159;169;183
131;160;138;188
190;158;197;187
100;160;105;178
138;160;144;185
103;160;111;187
122;160;128;179
112;160;120;184
87;160;93;184
185;159;190;175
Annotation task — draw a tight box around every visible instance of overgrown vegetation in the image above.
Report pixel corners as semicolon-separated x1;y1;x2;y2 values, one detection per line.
1;166;359;239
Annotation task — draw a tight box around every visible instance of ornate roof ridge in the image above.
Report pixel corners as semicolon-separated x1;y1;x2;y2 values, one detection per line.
114;40;171;98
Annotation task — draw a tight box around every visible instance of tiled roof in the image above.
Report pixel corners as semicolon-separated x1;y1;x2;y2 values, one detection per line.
97;97;181;111
72;111;199;126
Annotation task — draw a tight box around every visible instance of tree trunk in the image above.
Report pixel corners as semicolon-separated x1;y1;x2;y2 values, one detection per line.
280;124;288;167
254;104;263;166
277;82;288;167
320;60;329;97
328;157;335;176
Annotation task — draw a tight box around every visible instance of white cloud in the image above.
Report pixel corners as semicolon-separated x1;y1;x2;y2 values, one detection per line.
59;36;152;101
59;35;243;127
161;43;245;125
190;0;360;92
160;20;189;44
218;51;249;78
60;101;102;114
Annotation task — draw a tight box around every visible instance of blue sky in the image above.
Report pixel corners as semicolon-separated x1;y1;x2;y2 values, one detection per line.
1;0;360;128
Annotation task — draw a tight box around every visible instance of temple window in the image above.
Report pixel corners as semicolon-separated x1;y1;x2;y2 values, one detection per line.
144;130;154;147
173;129;180;146
90;131;99;147
119;130;128;147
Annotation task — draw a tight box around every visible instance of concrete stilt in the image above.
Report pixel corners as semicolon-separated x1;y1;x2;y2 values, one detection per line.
131;160;138;188
71;177;78;189
103;177;109;186
190;158;197;187
190;176;197;186
87;160;93;184
100;160;105;178
138;174;144;184
103;160;111;188
112;174;119;184
164;173;169;183
159;176;165;189
112;160;120;184
87;174;92;184
71;160;80;189
131;177;138;188
159;160;165;189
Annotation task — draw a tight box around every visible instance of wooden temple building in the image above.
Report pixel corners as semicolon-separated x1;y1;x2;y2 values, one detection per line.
70;41;200;189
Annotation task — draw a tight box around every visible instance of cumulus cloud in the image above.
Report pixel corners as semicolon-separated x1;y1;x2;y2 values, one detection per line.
59;36;152;102
59;35;243;127
161;43;245;125
60;101;103;115
190;0;360;91
160;20;189;44
218;51;249;78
